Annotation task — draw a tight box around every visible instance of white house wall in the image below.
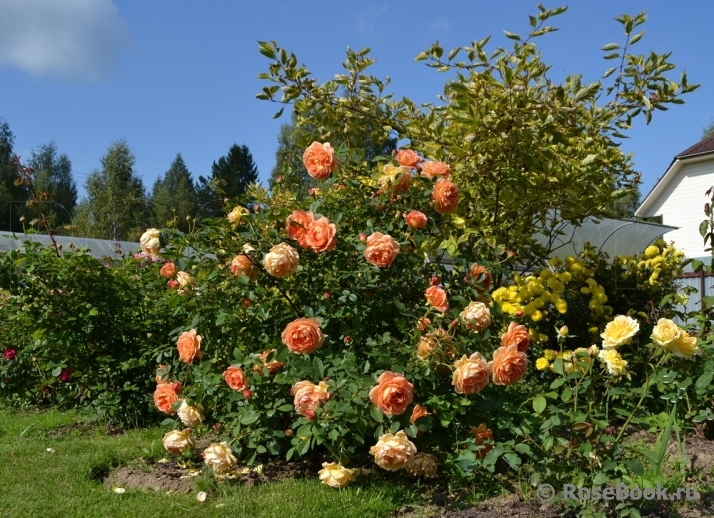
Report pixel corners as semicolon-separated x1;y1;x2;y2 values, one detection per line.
643;159;713;257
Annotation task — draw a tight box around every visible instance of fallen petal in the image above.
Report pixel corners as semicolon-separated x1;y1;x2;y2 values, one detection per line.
196;491;207;502
112;486;126;494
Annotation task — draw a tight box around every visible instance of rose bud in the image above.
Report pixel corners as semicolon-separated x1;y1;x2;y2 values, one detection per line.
344;336;352;344
306;410;316;420
324;292;330;299
243;389;253;399
430;276;439;285
213;422;221;432
515;310;525;318
242;297;253;308
168;280;179;289
450;319;458;328
285;429;293;437
359;233;367;243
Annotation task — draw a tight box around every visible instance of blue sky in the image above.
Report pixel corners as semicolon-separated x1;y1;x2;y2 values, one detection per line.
1;0;713;205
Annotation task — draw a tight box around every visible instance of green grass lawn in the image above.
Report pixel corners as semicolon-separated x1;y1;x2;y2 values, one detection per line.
0;409;421;518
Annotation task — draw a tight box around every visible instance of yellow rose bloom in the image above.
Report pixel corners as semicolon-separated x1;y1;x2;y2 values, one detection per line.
544;349;558;361
650;318;681;348
644;245;659;258
665;332;699;359
598;349;628;376
535;358;550;371
600;315;639;349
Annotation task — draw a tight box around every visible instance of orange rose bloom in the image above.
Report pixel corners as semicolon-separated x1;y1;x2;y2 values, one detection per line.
160;262;177;279
420;161;452;180
452;353;490;394
281;318;325;354
252;349;284;375
153;382;180;414
425;285;448;313
177;329;202;364
223;366;248;391
394;149;422;168
364;232;400;267
410;404;429;424
501;322;531;353
303;142;338;180
417;317;431;332
404;210;428;229
432;178;459;214
466;264;492;292
230;254;256;280
292;380;330;416
471;424;494;458
263;242;299;278
305;216;337;253
285;210;315;248
489;344;528;386
417;329;454;360
369;371;414;416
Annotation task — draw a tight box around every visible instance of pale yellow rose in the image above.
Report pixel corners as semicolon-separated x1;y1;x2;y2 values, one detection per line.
203;442;237;474
263;243;299;278
460;301;491;331
140;228;161;257
600;315;639;349
176;271;196;294
162;429;194;454
318;462;357;488
369;431;417;471
407;453;438;478
650;318;682;348
177;400;204;427
665;331;699;359
598;349;628;376
227;206;249;226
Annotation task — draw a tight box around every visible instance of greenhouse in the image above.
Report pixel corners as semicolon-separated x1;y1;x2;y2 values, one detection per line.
0;231;139;260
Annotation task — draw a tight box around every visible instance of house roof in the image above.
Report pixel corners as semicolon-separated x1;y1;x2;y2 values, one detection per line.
677;134;714;159
635;134;714;217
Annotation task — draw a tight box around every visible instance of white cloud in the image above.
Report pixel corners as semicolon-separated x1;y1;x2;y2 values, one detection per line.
0;0;130;81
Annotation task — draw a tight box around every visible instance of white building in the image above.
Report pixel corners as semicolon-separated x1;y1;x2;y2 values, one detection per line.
635;135;714;257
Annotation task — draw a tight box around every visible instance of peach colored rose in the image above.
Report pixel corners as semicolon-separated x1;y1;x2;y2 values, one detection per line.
292;380;330;416
471;424;493;458
432;178;459;214
162;429;194;454
282;318;325;354
285;210;315;248
318;462;357;488
303;142;338;180
407;453;438;478
364;232;400;267
404;210;428;229
417;329;454;360
501;322;531;353
425;285;448;313
263;242;299;278
466;264;492;292
460;301;491;331
305;216;337;253
223;366;248;391
160;262;177;279
369;371;414;416
176;271;196;294
370;431;417;471
420;161;452;180
177;329;202;364
394;149;422;168
140;228;161;257
230;254;256;280
203;442;237;474
452;353;490;394
252;349;284;375
489;344;528;386
379;164;412;195
153;382;180;414
410;404;429;425
177;400;204;427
